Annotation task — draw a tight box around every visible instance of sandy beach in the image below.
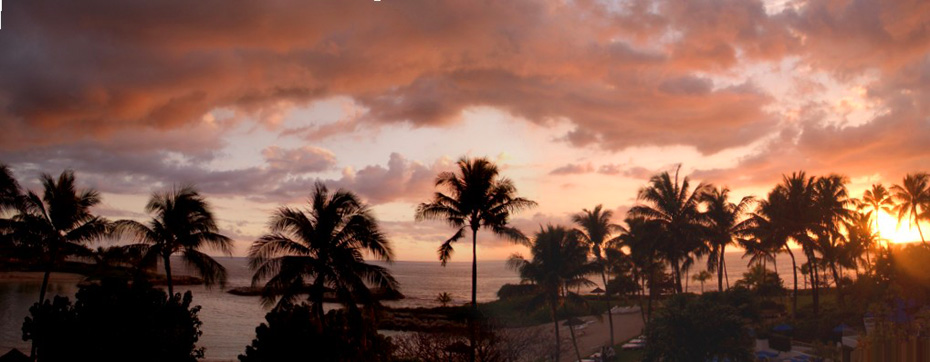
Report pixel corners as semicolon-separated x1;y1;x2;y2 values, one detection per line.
555;310;645;362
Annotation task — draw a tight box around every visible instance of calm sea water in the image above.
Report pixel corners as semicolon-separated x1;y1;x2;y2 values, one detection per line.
0;251;813;361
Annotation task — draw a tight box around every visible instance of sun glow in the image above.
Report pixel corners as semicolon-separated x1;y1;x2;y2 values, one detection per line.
875;210;926;245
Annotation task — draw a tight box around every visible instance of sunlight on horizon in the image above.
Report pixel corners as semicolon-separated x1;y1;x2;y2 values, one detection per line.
876;210;925;245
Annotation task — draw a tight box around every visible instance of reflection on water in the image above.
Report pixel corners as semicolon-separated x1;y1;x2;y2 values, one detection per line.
0;281;79;354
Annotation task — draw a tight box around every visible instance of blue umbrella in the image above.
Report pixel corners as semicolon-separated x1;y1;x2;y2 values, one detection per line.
773;323;793;332
833;323;852;333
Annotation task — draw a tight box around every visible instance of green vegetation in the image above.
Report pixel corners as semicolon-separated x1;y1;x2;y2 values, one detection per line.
23;279;205;362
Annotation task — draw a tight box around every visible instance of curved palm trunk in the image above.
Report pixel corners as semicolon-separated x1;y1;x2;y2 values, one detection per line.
563;301;582;362
550;302;561;361
785;247;798;318
600;269;615;345
913;209;926;244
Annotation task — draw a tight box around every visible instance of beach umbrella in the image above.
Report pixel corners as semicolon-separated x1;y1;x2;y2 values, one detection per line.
563;317;586;326
772;323;793;332
590;287;605;294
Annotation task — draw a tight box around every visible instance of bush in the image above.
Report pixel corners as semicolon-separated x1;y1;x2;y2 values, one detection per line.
496;284;538;300
642;292;753;361
23;278;204;362
239;303;394;362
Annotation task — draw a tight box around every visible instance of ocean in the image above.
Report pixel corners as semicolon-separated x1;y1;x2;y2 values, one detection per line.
0;251;813;361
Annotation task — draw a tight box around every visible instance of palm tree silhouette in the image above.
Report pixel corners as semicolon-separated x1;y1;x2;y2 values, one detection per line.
617;216;664;322
890;173;929;244
572;204;623;345
0;165;22;255
629;167;710;293
702;187;753;292
416;157;535;308
860;184;894;242
249;182;398;323
508;225;595;362
18;171;109;304
114;185;232;297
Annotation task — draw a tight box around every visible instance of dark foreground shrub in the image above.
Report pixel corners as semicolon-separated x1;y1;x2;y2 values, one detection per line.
239;303;393;362
643;293;754;362
23;278;204;362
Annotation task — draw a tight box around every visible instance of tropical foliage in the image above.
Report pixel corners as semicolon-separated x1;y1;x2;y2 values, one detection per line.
114;186;232;296
248;182;398;321
416;157;535;308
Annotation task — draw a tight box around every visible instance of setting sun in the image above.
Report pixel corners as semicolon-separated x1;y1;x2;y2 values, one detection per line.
875;210;925;245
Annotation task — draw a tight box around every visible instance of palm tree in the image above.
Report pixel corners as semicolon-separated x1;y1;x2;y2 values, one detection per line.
415;157;536;308
114;186;232;297
0;165;23;255
702;187;753;292
629;167;710;293
844;211;878;274
692;270;711;293
17;171;109;304
860;184;894;246
572;204;623;345
740;173;815;317
813;175;852;306
890;173;930;244
507;225;595;362
617;216;664;323
0;164;21;212
249;182;398;322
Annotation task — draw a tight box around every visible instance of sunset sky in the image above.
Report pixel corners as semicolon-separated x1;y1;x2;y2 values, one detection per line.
1;0;929;260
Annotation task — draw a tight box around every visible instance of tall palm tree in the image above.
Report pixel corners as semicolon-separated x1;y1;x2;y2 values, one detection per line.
572;204;623;345
507;225;595;362
890;173;930;244
629;168;710;293
861;184;894;244
249;182;398;323
617;216;664;323
844;210;878;274
17;171;108;304
114;186;232;297
702;187;753;292
416;157;536;308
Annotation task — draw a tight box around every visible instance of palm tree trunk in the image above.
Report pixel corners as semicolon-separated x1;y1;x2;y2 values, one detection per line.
550;302;561;361
637;276;647;324
470;226;479;362
37;245;59;305
830;262;844;306
808;251;819;316
471;227;479;308
785;247;798;318
914;210;926;244
672;259;682;294
563;299;582;362
164;253;174;297
600;269;615;345
718;247;725;292
723;256;730;289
